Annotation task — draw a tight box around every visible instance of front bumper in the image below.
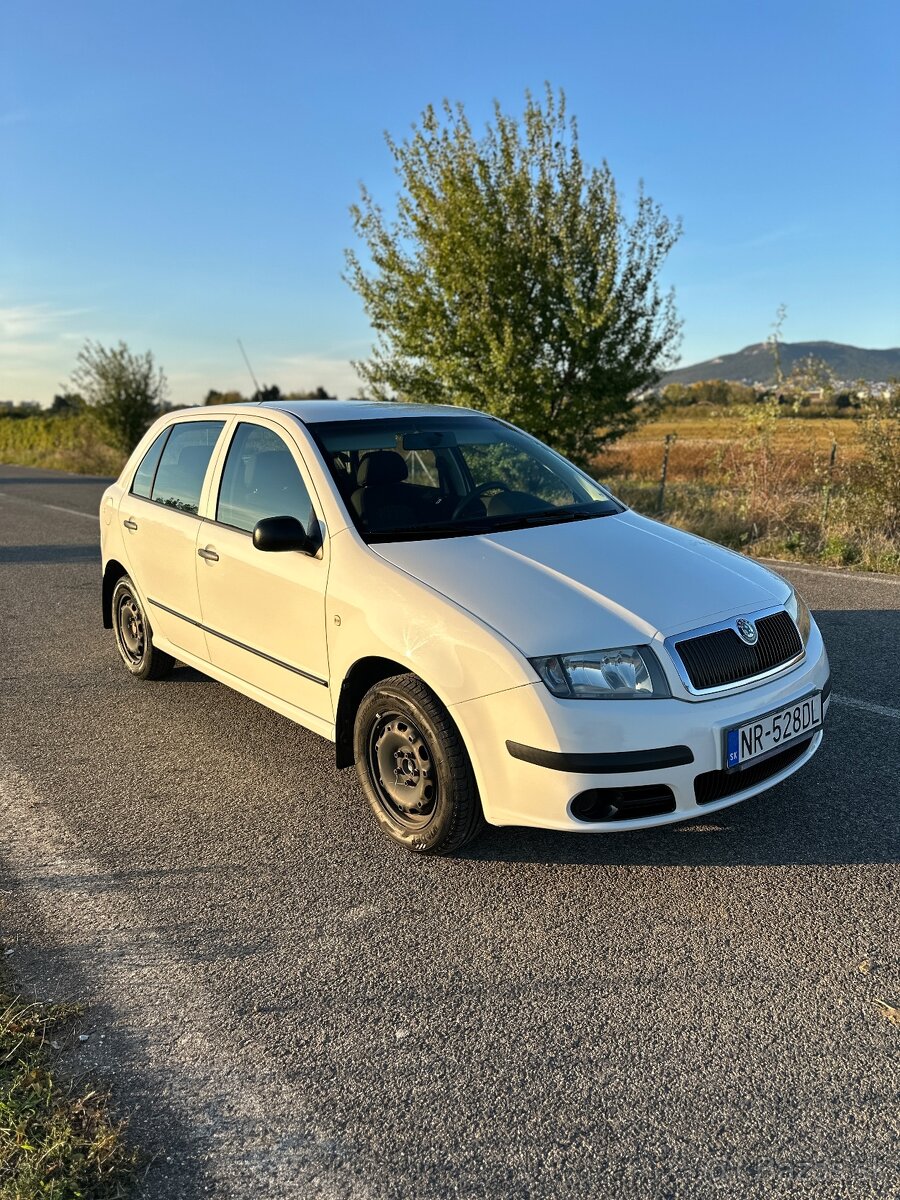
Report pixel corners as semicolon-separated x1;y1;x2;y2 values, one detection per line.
451;625;830;831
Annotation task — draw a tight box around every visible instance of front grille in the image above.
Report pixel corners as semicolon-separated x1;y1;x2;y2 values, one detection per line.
675;610;802;691
694;736;813;806
570;784;676;823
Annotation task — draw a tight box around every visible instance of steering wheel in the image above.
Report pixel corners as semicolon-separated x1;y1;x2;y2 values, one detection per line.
451;479;512;520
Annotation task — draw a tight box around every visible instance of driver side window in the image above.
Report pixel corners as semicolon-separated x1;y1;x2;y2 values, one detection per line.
459;442;578;506
217;423;314;534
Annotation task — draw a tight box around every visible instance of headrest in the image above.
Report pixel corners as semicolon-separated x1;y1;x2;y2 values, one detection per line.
175;444;211;473
251;450;299;490
357;450;408;487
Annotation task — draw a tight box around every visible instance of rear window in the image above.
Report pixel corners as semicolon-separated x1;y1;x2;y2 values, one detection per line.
130;428;170;499
151;421;225;514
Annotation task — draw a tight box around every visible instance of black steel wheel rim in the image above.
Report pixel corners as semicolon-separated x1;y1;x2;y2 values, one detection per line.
116;592;145;664
367;710;438;831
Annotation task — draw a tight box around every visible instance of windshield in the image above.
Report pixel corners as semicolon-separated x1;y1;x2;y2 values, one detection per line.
306;413;622;542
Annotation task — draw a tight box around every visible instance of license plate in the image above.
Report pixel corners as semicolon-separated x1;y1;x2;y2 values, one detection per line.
725;691;822;771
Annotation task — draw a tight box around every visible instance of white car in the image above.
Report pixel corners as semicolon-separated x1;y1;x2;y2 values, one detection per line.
100;400;830;854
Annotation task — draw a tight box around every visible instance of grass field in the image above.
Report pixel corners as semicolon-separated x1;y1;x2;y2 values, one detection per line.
600;404;899;573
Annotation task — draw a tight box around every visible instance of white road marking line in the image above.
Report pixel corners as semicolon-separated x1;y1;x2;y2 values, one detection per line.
760;559;900;586
36;501;99;522
832;694;900;720
0;491;99;522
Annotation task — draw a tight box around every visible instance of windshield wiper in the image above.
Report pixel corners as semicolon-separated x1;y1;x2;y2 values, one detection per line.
506;508;610;527
367;520;495;542
366;507;615;543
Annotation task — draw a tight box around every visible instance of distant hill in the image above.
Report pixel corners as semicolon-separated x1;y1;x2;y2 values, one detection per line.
661;341;900;386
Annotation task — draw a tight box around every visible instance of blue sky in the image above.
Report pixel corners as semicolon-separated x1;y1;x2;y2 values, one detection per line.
2;0;898;405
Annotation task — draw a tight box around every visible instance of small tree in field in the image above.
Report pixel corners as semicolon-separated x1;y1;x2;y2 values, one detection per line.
346;86;682;465
71;340;167;451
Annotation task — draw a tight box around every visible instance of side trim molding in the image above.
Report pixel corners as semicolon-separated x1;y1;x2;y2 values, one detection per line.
505;741;695;773
147;597;328;687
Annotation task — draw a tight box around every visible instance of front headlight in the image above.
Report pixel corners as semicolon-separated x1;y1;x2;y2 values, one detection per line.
530;645;671;699
785;587;812;645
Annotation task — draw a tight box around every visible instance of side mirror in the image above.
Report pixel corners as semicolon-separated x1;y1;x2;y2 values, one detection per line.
252;515;314;554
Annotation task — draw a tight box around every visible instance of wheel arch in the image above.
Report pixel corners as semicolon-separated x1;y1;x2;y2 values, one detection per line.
334;656;449;769
102;559;129;628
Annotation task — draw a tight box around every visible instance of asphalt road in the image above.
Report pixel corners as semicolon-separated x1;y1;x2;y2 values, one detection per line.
1;463;898;1200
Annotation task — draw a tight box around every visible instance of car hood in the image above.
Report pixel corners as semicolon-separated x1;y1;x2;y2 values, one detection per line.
372;510;789;657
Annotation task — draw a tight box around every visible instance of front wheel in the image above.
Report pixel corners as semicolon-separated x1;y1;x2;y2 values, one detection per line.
353;673;485;854
111;575;174;680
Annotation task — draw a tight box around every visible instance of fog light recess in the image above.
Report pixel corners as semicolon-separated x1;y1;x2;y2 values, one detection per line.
570;785;676;823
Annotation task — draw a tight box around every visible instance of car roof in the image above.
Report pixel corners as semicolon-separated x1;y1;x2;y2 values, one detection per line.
263;399;481;424
181;399;482;424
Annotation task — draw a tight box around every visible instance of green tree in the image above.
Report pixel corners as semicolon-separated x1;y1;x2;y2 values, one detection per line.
71;340;167;451
251;384;282;404
346;86;681;466
283;386;336;400
204;389;245;405
50;392;85;415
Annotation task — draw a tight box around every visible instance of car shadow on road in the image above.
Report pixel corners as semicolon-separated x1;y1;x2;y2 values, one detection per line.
0;543;100;563
168;664;217;684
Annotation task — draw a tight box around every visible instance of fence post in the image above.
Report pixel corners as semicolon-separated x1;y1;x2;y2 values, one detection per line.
657;432;676;515
821;439;837;532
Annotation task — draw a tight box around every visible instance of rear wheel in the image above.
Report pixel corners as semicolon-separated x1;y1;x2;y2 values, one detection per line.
111;576;174;680
354;673;485;854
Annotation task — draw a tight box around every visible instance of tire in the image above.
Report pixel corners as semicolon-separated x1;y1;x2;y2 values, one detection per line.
111;575;174;681
353;673;485;854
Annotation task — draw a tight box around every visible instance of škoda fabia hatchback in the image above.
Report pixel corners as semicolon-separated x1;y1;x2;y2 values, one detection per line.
100;401;830;854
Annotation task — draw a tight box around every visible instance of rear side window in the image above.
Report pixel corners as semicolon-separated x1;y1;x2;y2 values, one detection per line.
151;421;225;514
217;423;314;533
130;428;170;499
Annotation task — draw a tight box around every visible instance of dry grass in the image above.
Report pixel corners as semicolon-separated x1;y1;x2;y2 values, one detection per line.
1;972;137;1200
599;404;900;574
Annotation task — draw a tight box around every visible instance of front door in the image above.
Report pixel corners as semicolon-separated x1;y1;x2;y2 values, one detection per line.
195;419;331;725
120;419;226;659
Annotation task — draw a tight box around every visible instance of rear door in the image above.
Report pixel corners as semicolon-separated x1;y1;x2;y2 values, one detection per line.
120;418;227;659
195;418;332;725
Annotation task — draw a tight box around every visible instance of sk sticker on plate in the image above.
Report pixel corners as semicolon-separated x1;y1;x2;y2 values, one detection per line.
726;729;740;769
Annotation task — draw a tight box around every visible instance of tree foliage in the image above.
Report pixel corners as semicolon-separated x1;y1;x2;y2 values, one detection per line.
283;386;336;400
662;380;759;407
346;86;682;465
50;392;85;415
204;388;245;405
251;383;282;404
203;385;335;405
71;340;167;451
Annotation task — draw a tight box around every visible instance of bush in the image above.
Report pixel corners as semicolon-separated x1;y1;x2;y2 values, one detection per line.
0;413;125;476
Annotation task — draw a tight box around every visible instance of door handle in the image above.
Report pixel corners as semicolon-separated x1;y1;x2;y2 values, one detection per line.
197;547;219;562
123;518;138;531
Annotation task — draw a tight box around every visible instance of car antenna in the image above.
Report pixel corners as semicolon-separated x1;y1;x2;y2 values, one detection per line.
236;338;263;401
